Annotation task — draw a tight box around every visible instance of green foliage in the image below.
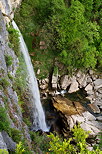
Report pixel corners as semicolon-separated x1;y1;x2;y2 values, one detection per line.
15;0;102;74
79;0;93;20
48;133;74;154
0;78;10;89
8;73;13;80
0;106;10;133
7;25;20;56
94;132;102;150
23;118;31;127
5;55;13;66
0;149;9;154
53;66;58;76
30;131;50;153
48;125;102;154
10;128;22;143
15;142;25;154
13;54;27;96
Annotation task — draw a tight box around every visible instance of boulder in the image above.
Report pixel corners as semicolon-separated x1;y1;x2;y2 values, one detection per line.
96;116;102;121
77;71;85;81
0;132;7;150
39;78;49;90
88;104;100;113
94;79;102;90
52;95;102;136
68;79;79;93
80;123;100;135
1;131;16;151
60;75;71;90
52;95;85;116
82;111;96;121
52;74;58;89
85;84;93;92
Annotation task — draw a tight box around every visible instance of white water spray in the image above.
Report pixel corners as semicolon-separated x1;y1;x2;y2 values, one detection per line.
12;20;48;131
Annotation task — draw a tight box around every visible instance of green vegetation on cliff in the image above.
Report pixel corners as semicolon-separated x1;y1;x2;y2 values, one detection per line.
15;0;102;75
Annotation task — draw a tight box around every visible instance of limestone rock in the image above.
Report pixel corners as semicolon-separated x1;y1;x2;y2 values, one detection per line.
0;0;21;23
60;75;71;90
88;104;100;113
80;123;100;135
82;111;96;121
94;79;102;90
85;84;93;92
0;132;7;150
52;95;85;116
52;75;58;89
37;69;40;75
96;116;102;121
68;79;79;93
89;70;94;75
39;78;49;90
77;71;85;82
1;131;16;151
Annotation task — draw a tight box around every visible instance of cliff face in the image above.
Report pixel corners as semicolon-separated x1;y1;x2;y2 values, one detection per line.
0;2;32;152
0;0;21;22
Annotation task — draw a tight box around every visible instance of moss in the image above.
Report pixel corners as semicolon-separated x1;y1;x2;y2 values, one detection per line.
0;78;10;89
5;55;13;66
7;24;20;56
53;66;58;76
13;54;28;96
0;106;10;133
8;73;13;80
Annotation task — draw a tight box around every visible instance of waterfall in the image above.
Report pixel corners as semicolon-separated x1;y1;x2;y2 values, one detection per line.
12;20;48;131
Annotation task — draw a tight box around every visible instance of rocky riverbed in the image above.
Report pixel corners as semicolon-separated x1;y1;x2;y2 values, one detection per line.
38;69;102;137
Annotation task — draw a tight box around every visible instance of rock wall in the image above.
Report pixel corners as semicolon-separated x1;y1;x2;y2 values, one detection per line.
0;7;32;152
0;0;21;22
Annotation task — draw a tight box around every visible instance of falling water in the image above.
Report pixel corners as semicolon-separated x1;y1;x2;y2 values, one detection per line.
12;20;48;131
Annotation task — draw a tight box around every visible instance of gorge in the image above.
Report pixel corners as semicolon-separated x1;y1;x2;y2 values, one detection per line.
0;0;102;153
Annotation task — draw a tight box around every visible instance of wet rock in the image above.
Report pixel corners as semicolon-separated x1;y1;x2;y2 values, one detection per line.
96;116;102;121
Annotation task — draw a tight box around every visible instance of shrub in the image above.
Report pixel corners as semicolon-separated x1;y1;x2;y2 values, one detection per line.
5;55;13;66
0;106;10;133
13;55;27;96
0;78;10;89
15;142;25;154
48;125;102;154
30;131;50;153
10;128;22;143
7;25;20;56
0;149;9;154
